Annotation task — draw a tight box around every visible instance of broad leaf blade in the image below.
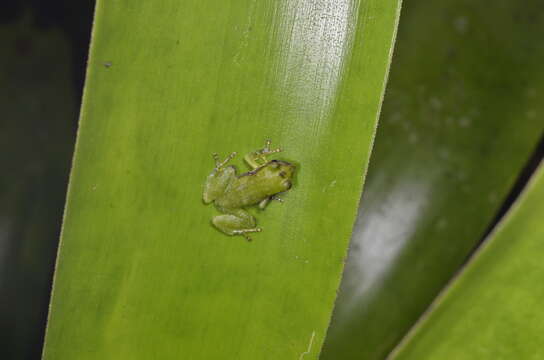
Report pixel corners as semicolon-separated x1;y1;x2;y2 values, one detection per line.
390;160;544;359
41;0;401;359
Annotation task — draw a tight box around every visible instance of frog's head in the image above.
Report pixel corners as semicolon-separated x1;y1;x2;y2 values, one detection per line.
262;159;296;193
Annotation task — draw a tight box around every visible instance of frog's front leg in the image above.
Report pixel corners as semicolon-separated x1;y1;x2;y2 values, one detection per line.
258;195;284;210
212;208;261;241
258;197;271;209
203;152;237;203
244;139;282;169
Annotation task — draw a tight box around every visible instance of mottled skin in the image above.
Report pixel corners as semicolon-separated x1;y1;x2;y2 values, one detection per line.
203;140;296;241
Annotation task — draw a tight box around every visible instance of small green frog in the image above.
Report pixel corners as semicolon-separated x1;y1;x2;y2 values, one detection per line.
203;140;296;241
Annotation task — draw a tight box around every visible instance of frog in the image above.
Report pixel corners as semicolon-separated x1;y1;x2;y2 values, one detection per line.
203;140;296;241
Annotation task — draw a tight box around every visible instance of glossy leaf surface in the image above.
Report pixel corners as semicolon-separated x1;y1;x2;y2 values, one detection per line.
391;161;544;359
41;0;401;359
322;0;544;359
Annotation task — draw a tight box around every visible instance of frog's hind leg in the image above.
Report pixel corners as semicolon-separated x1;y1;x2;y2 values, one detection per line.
244;139;282;169
212;209;261;241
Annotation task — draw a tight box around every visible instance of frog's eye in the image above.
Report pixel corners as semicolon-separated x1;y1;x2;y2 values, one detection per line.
278;171;286;178
269;160;280;169
283;180;292;190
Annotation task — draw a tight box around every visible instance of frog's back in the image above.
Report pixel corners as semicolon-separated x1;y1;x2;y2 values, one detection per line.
215;175;268;209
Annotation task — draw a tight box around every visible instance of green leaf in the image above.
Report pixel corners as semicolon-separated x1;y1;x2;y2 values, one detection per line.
322;1;544;359
41;0;401;359
390;160;544;359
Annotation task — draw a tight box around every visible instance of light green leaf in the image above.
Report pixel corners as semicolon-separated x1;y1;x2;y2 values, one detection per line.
390;160;544;359
41;0;401;359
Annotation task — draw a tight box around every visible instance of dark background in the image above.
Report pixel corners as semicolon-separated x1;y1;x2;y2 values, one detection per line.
0;1;542;360
1;1;94;358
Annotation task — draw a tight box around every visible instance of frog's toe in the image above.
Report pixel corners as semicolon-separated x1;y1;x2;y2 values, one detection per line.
214;151;237;170
233;228;262;241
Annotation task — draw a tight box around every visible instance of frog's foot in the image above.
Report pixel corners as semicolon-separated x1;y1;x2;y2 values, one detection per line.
232;228;262;242
260;139;282;156
213;151;237;171
271;195;284;203
244;139;282;169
